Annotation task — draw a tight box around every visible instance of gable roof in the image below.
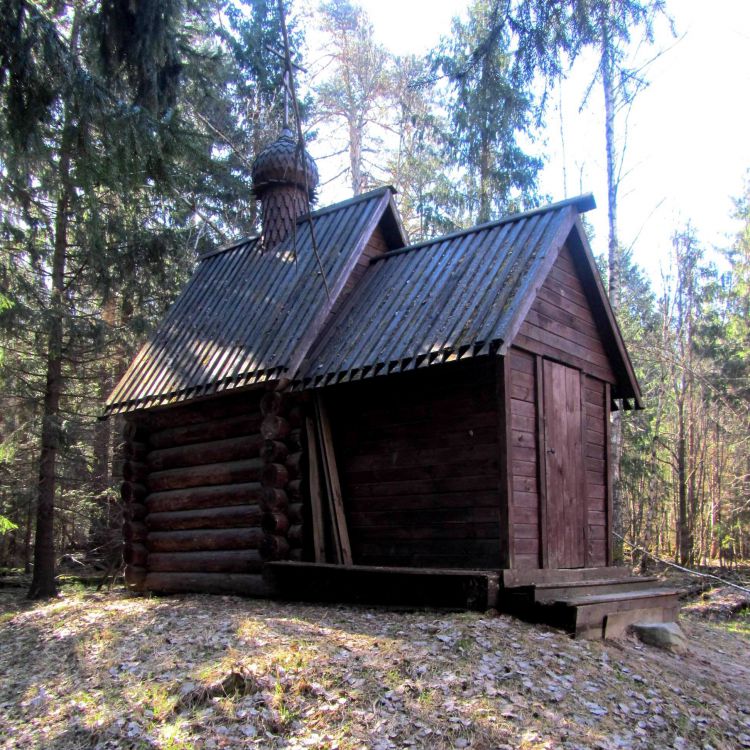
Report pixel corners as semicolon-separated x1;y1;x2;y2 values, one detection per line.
107;191;641;416
105;187;406;415
299;195;641;407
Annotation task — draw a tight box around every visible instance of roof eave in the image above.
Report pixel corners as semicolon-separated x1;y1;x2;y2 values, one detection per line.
568;215;643;408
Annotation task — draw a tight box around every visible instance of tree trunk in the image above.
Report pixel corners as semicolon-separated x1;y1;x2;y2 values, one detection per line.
28;186;69;599
349;115;363;195
478;57;492;224
600;9;624;562
27;7;80;600
676;394;690;565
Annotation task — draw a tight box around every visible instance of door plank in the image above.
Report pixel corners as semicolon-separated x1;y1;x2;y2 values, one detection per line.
543;360;586;568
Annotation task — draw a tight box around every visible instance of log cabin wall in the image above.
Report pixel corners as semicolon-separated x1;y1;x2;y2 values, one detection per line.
120;389;304;595
325;358;502;569
506;241;616;570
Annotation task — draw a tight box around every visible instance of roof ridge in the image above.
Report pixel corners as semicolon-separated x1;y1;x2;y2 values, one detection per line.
372;193;595;264
198;185;398;262
307;185;396;219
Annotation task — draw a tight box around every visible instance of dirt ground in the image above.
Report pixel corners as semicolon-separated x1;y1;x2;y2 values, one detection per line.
0;581;748;750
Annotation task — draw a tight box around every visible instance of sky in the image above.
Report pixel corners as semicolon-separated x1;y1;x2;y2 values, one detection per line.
308;0;750;285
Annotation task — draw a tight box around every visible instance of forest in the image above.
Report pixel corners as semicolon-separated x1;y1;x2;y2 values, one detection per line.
0;0;748;595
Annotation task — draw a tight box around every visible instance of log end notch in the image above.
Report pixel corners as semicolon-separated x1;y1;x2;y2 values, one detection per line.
119;389;309;597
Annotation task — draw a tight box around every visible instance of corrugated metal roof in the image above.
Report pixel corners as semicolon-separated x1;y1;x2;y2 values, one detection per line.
107;190;642;415
106;187;399;415
298;201;581;388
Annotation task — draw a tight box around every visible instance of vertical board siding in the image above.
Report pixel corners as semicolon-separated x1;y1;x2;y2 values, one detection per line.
509;349;540;569
328;358;502;569
584;378;608;566
514;244;617;384
543;361;585;569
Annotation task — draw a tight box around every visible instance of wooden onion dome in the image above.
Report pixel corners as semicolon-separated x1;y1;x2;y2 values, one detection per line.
252;127;319;251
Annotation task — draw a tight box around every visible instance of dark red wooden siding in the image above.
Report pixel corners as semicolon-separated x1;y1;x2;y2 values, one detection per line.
509;349;541;569
583;376;608;565
543;360;586;568
328;359;502;568
342;224;390;296
507;240;615;570
515;243;617;385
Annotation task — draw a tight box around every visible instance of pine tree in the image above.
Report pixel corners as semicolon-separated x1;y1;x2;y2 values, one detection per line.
313;0;393;195
0;0;298;597
432;0;542;225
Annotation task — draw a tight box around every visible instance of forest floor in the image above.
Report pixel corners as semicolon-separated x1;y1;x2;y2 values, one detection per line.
0;573;748;750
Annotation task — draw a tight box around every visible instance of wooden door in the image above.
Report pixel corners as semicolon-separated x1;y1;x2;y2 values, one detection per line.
543;360;586;568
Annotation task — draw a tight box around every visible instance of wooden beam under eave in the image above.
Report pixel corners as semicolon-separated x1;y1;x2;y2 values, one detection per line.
535;354;548;570
605;382;614;566
495;355;514;569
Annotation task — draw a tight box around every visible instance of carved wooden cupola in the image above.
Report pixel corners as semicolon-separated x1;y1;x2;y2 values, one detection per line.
251;127;319;251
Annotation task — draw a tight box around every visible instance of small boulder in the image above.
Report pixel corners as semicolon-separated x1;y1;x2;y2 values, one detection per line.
631;621;688;654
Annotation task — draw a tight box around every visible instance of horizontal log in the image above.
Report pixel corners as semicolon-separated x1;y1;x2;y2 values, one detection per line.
345;442;498;474
288;502;304;524
123;441;149;462
260;534;289;561
261;512;289;535
259;488;288;513
148;527;264;553
142;393;262;430
121;481;147;505
285;451;302;479
124;543;148;567
146;504;262;531
124;565;147;590
148;458;264;492
287;428;303;453
287;479;302;500
123;460;149;483
148;413;263;450
144;571;273;597
148;550;263;574
261;462;288;489
123;521;147;543
260;440;288;464
349;476;498;498
147;435;263;472
123;502;147;522
288;524;303;547
261;415;290;441
260;391;285;417
147;482;265;513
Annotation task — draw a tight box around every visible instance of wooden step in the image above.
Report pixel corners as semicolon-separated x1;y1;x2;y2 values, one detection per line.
498;574;682;640
502;566;633;587
564;590;682;639
530;576;661;602
556;586;680;608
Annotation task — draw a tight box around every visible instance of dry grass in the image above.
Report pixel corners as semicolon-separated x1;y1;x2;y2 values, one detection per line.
0;586;748;749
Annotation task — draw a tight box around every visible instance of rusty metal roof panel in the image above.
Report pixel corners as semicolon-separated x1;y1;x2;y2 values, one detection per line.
299;204;578;387
106;187;395;414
